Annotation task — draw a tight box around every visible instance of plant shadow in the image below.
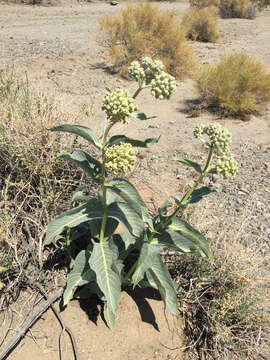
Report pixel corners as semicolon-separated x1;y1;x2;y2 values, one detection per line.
77;287;162;331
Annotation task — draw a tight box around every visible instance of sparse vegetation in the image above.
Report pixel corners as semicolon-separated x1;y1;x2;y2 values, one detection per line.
194;53;270;116
172;221;270;359
181;6;221;42
190;0;258;18
99;3;196;78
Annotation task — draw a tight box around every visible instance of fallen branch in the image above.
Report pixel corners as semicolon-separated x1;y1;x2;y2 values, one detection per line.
0;288;63;360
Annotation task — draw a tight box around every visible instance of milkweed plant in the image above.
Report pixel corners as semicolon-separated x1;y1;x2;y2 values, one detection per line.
44;58;237;329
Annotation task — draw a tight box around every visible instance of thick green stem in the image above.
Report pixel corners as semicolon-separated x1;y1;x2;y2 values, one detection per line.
132;87;143;99
99;122;114;243
124;259;138;283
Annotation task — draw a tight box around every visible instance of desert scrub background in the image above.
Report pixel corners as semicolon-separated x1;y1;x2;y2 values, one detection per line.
194;53;270;117
169;205;270;359
0;69;96;300
189;0;260;18
181;6;221;42
99;2;196;78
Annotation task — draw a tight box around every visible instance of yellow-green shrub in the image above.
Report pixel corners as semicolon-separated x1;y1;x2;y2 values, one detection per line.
99;3;196;78
194;53;270;116
181;6;221;42
190;0;256;18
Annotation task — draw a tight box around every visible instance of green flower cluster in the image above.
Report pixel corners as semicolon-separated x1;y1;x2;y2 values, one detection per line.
194;123;232;155
216;155;238;178
141;57;164;74
102;88;137;124
104;143;137;175
151;72;176;100
128;61;146;83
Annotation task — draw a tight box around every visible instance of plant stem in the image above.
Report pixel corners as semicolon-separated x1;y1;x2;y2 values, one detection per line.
132;86;143;99
124;259;138;283
99;122;114;243
151;147;214;237
180;147;214;206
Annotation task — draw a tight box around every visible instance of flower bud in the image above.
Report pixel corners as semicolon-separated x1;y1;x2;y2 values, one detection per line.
104;143;137;175
128;61;146;83
194;123;232;155
151;72;176;100
102;88;137;124
216;155;238;178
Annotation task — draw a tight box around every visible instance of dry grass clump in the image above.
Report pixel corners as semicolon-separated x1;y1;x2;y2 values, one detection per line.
194;53;270;117
0;69;95;303
181;6;221;42
99;3;196;78
190;0;257;18
169;224;270;359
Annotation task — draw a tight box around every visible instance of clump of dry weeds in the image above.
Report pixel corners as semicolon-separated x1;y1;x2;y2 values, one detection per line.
168;202;270;359
181;6;221;42
190;0;258;18
0;69;96;305
194;53;270;117
99;3;196;78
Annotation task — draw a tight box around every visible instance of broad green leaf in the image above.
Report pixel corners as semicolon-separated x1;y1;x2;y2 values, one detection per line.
189;186;222;204
89;241;121;323
168;218;211;258
107;178;153;229
50;124;102;149
132;242;162;287
104;302;116;329
63;250;96;305
90;218;119;239
171;157;202;174
106;135;159;148
45;199;143;245
131;111;147;120
147;255;178;315
58;150;102;183
107;202;144;238
112;232;137;260
156;228;203;255
44;198;103;245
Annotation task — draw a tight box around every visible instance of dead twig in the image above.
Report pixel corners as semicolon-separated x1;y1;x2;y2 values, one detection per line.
0;288;63;360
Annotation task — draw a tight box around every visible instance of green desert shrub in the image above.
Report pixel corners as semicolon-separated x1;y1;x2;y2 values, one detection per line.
99;3;196;78
181;6;221;42
194;53;270;116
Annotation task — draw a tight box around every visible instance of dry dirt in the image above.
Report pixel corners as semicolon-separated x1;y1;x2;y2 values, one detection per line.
0;1;270;359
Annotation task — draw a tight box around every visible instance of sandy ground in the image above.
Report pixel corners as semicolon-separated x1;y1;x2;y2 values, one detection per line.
0;1;270;359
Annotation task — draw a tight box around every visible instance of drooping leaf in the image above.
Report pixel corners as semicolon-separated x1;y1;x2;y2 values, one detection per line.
44;198;103;245
112;232;137;260
189;186;222;204
171;157;202;174
50;124;102;149
132;242;162;287
104;302;116;330
168;218;211;258
63;250;96;305
89;241;121;327
45;199;144;245
147;255;178;315
106;134;159;148
58;150;102;183
107;178;153;229
131;111;147;120
107;202;144;238
156;228;203;255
